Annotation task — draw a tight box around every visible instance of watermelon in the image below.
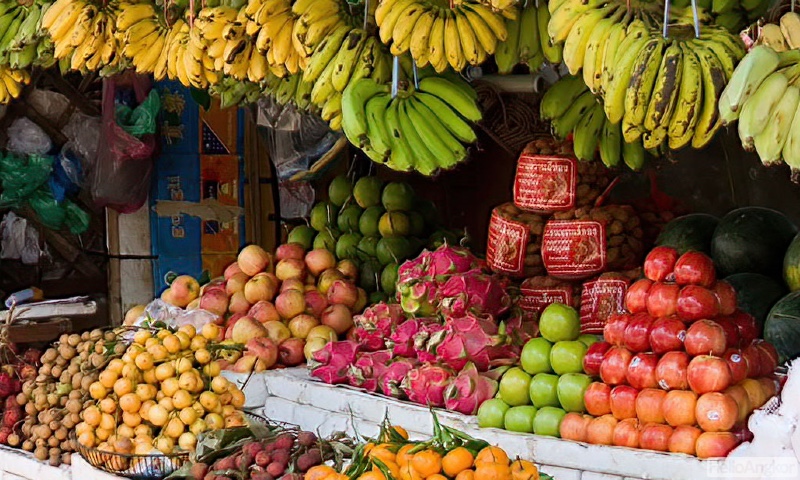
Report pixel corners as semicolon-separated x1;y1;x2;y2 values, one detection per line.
784;233;800;291
764;291;800;362
724;273;787;327
655;214;719;255
711;207;798;278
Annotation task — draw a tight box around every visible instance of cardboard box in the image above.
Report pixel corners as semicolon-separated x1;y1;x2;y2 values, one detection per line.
156;80;199;155
202;253;238;279
200;155;244;253
150;154;202;257
200;98;244;154
152;255;203;295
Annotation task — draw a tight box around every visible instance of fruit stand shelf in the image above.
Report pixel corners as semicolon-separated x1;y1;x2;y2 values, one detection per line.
0;443;69;480
228;368;728;480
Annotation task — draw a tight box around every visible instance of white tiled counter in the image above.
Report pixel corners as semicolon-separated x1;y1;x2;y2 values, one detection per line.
254;368;726;480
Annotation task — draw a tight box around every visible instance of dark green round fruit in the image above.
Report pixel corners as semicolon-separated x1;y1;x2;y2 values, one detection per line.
415;199;440;228
359;259;382;292
353;176;383;208
313;230;339;251
328;175;352;207
380;263;399;295
369;291;389;304
358;235;380;258
310;202;337;232
337;204;363;233
382;182;415;212
359;206;385;237
287;225;316;250
408;211;426;237
376;237;413;266
335;233;363;260
379;212;411;238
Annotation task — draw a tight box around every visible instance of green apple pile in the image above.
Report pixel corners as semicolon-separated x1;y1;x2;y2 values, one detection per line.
288;175;455;302
478;304;597;437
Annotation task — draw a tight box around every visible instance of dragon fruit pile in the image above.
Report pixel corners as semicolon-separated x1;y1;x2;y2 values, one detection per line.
309;244;534;415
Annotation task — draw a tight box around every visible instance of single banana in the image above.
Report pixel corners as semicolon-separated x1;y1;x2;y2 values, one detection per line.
692;43;728;149
540;74;589;119
599;117;622;168
668;43;702;150
753;85;800;166
573;102;605;161
717;45;780;122
417;76;481;121
622;37;666;141
737;71;789;151
644;41;683;133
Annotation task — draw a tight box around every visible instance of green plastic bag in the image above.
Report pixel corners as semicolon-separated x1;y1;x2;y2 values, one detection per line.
27;188;66;230
0;153;53;205
115;89;161;137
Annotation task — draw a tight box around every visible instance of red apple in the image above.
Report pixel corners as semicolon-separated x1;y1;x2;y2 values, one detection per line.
696;392;738;432
586;415;618;445
639;423;673;452
646;283;680;318
663;390;698;426
669;426;702;455
730;311;760;346
695;432;739;459
610;385;639;420
677;285;721;322
722;349;749;385
724;385;752;424
583;341;612;377
626;279;653;314
649;316;687;355
559;413;591;442
612;418;641;448
715;317;740;350
656;351;690;390
741;343;766;378
757;377;778;400
600;347;633;385
644;247;680;282
688;355;732;394
624;313;655;353
604;314;630;347
753;340;779;375
674;251;716;287
584;382;612;416
626;353;660;390
636;388;667;424
684;320;727;357
713;281;738;316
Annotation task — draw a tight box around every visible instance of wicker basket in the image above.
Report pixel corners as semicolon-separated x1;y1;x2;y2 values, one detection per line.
73;435;190;479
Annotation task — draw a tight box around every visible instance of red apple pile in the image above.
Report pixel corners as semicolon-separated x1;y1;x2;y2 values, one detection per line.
567;247;781;459
198;244;366;373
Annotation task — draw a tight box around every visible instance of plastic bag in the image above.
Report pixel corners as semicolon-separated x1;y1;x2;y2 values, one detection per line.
127;299;219;336
7;117;52;155
26;89;71;124
28;189;66;230
0;153;53;205
48;146;83;203
64;200;90;234
115;89;160;137
0;212;42;265
62;112;101;168
89;75;156;213
279;180;315;219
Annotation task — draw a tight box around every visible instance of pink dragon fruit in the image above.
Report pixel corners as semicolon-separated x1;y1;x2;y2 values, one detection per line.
379;357;418;398
396;279;440;316
397;250;433;284
352;303;407;352
402;364;454;407
438;271;511;318
311;365;349;384
444;363;499;414
413;321;447;363
387;319;424;358
310;340;360;368
347;350;393;392
435;315;496;371
427;244;482;279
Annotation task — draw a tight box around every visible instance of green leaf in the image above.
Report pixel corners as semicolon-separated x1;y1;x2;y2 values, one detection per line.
190;87;212;111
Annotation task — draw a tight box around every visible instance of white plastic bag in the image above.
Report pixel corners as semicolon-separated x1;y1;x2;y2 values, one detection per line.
7;118;52;155
0;212;42;265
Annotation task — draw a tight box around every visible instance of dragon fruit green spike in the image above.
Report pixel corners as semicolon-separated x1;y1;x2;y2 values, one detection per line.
435;314;498;372
444;362;499;415
347;350;393;393
379;357;418;398
401;363;454;407
397;279;440;316
438;271;511;318
413;321;446;363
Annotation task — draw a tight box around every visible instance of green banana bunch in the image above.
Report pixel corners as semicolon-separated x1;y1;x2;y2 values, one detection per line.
341;76;480;175
495;1;560;74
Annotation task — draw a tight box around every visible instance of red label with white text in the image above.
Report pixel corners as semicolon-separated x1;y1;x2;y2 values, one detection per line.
513;155;577;213
519;286;574;314
542;220;606;279
580;278;628;334
486;209;529;277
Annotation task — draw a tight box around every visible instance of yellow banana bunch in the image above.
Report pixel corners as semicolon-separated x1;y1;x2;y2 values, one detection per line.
245;0;306;77
291;0;350;61
0;66;29;103
375;0;514;71
115;2;168;76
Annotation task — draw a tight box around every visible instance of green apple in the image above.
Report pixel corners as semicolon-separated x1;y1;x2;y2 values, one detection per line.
539;303;581;342
499;367;532;407
578;334;599;347
529;373;560;408
504;406;538;433
557;373;593;413
550;340;588;375
477;399;511;428
533;406;567;437
520;338;553;375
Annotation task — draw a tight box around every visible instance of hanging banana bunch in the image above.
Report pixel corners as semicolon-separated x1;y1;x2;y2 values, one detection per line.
375;0;515;72
0;1;56;70
242;0;305;78
495;0;562;74
0;66;30;103
42;0;123;74
113;2;171;77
